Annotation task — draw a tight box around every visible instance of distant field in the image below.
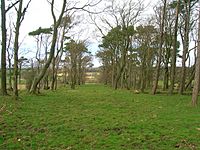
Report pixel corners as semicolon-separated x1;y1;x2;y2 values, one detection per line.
0;84;200;149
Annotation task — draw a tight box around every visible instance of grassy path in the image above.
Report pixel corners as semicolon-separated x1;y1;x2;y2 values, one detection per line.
0;84;200;149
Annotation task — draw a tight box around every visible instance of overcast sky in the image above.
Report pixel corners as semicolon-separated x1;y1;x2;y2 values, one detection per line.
11;0;157;67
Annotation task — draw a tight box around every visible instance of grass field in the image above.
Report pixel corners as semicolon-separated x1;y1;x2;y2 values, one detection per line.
0;84;200;149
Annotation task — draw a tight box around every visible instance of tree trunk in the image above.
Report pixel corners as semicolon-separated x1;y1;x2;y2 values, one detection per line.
55;70;58;90
163;64;169;90
152;0;166;94
8;58;13;90
19;63;22;84
111;55;115;88
140;51;146;93
1;0;8;95
51;57;56;90
29;30;57;93
77;59;82;85
114;57;126;89
43;46;49;90
29;0;66;94
64;66;67;84
185;66;195;90
169;0;180;95
13;0;23;99
179;0;191;94
70;58;77;90
6;26;13;91
191;7;200;106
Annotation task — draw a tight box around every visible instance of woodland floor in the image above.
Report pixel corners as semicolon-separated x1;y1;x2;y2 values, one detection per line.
0;84;200;149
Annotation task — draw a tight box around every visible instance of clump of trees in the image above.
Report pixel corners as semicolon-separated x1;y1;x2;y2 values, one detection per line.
95;0;199;105
65;40;93;89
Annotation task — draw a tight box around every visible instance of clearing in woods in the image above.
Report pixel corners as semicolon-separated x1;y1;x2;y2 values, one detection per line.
0;84;200;149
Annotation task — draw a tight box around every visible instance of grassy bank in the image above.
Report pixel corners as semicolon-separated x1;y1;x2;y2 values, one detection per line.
0;84;200;149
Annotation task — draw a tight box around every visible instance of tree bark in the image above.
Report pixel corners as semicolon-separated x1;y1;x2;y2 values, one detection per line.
6;29;13;91
13;0;23;99
140;49;146;93
169;0;180;95
114;52;126;89
152;0;167;94
179;0;191;94
70;57;77;90
1;0;8;95
8;56;13;90
51;57;56;90
43;43;49;90
163;63;169;90
185;66;195;90
191;6;200;106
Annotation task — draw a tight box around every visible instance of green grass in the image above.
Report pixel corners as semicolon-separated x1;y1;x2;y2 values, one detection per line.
0;84;200;149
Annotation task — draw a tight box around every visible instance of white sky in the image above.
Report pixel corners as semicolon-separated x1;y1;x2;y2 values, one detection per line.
8;0;158;67
22;0;52;33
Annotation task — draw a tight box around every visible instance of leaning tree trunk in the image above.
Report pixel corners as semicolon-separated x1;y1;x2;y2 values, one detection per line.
152;0;166;94
185;66;195;90
29;0;66;94
191;6;200;106
1;0;8;95
169;0;180;95
30;29;58;93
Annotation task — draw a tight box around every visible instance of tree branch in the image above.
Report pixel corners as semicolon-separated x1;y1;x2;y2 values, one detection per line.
5;0;20;13
65;0;103;14
20;0;32;24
